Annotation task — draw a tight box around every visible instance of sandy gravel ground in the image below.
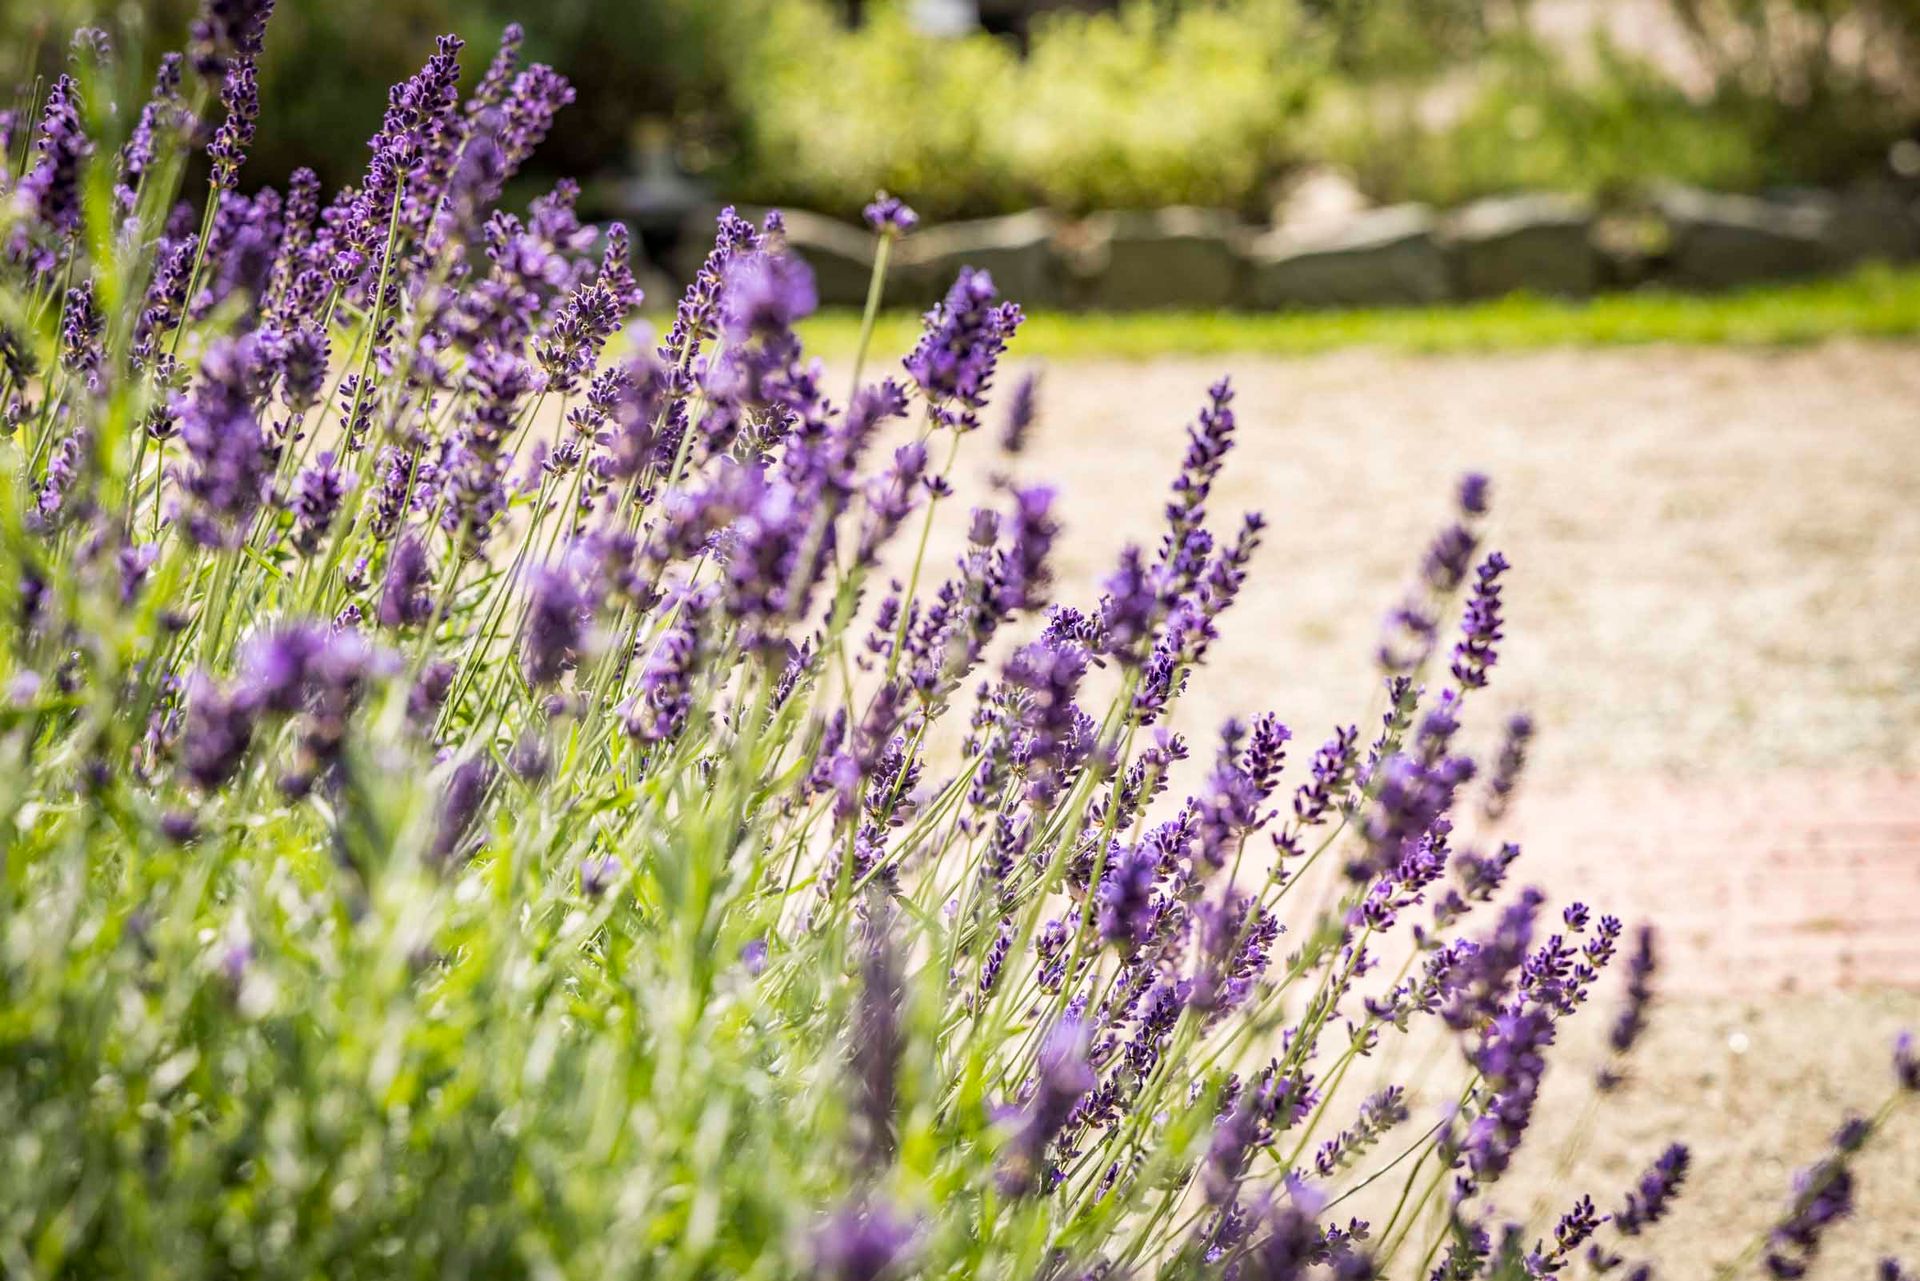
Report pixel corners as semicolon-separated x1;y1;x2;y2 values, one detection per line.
967;341;1920;786
864;339;1920;1268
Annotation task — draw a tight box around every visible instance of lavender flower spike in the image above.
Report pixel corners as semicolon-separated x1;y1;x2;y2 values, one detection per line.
1000;369;1041;455
998;1017;1096;1195
813;1200;917;1281
1599;924;1657;1089
1613;1143;1690;1236
904;268;1022;433
863;192;918;237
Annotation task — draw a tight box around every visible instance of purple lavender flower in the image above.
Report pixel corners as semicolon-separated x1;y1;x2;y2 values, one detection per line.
189;0;277;76
1243;1182;1339;1281
178;335;275;546
1443;888;1545;1031
578;852;618;897
535;274;623;396
117;543;159;606
1097;843;1160;954
597;221;645;312
1458;1002;1556;1185
521;561;591;687
1451;551;1509;691
999;369;1041;454
290;452;348;555
998;1018;1096;1195
14;76;92;247
1613;1143;1690;1235
181;676;257;790
497;65;575;181
378;536;434;629
465;23;524;119
659;206;762;374
1291;725;1359;829
862;192;919;237
977;919;1013;1000
119;53;188;210
1528;1195;1605;1276
1003;637;1089;805
1203;1084;1270;1208
58;282;103;392
812;1200;917;1281
1765;1116;1873;1279
279;324;330;413
197;187;282;317
1484;712;1534;820
134;235;195;370
1897;1031;1920;1092
625;597;703;744
430;753;494;866
1459;471;1491;517
1190;889;1277;1016
1161;378;1238;581
1351;751;1472;883
720;248;819;342
904;268;1023;432
1599;925;1657;1087
370;447;422;539
997;484;1059;614
1098;544;1156;662
1313;1087;1409;1178
207;56;260;191
159;810;200;844
854;442;929;568
408;660;456;732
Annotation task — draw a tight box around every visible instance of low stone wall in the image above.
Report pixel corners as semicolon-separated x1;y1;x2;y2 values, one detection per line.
651;184;1920;311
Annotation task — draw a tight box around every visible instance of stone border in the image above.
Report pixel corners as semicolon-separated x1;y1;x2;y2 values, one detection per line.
636;184;1920;311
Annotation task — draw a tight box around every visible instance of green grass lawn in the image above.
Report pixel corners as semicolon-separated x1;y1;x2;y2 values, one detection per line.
792;264;1920;359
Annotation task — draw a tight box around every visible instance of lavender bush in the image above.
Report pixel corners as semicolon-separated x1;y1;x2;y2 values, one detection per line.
0;8;1912;1277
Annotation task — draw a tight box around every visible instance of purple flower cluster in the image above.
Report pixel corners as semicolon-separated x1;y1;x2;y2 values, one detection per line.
1612;1143;1690;1237
904;268;1023;432
998;1019;1097;1195
1599;924;1657;1088
862;192;919;237
182;625;395;794
1000;370;1041;455
1765;1117;1873;1278
189;0;276;75
12;76;92;261
177;335;275;546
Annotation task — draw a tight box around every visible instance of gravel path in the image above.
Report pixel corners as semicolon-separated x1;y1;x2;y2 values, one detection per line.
977;340;1920;786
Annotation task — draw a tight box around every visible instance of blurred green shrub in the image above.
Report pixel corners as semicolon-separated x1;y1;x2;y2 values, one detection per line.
998;0;1316;212
1299;0;1513;74
1320;0;1920;210
4;0;761;192
1319;37;1769;206
246;0;768;191
731;0;1321;220
1666;0;1920;186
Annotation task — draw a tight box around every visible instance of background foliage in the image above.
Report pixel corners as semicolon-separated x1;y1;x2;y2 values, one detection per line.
8;0;1920;221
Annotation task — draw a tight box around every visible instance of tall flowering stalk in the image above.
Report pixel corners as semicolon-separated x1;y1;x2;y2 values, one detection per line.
0;9;1909;1279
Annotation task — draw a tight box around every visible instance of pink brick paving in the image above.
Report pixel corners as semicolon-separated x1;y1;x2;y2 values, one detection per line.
1505;773;1920;994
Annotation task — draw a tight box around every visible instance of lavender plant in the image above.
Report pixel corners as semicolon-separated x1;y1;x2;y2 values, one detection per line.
0;8;1912;1278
